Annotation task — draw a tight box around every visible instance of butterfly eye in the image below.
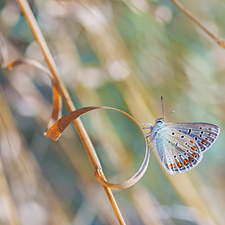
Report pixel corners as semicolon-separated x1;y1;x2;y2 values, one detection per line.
201;131;204;134
171;132;175;135
188;129;192;134
199;127;203;130
178;130;181;132
195;137;198;140
181;135;185;139
185;142;188;145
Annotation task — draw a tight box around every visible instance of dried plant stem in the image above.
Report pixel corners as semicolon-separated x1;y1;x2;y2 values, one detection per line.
16;0;126;224
171;0;225;48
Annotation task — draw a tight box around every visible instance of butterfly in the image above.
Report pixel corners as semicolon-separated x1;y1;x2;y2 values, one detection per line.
141;96;220;175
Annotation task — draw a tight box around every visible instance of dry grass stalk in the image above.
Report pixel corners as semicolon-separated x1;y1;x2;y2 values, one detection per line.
171;0;225;48
16;0;126;224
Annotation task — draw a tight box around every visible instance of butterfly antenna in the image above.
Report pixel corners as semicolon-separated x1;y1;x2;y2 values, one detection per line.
165;111;175;123
161;95;164;120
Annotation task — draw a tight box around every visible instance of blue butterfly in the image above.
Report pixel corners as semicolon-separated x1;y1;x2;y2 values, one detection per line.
142;97;220;174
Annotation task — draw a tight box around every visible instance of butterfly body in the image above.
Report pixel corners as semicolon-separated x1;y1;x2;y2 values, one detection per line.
149;118;220;175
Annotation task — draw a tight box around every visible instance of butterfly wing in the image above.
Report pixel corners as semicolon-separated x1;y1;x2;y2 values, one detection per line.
153;128;203;175
164;122;220;153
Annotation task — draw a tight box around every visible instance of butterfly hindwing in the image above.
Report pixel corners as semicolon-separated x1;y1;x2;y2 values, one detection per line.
154;128;203;175
164;123;220;153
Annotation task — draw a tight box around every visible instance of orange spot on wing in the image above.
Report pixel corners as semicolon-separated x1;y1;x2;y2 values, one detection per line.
189;157;194;162
192;153;196;157
205;138;208;140
191;146;196;150
202;141;205;144
190;140;194;144
169;164;175;168
208;133;211;136
177;162;182;167
209;128;212;130
184;159;188;165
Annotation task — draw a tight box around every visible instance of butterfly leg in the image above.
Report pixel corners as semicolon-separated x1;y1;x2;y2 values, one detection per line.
145;133;151;139
140;123;153;130
146;138;153;148
140;123;152;125
147;144;154;154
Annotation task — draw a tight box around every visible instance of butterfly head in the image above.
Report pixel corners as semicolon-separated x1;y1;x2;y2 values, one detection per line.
152;117;164;130
155;117;164;124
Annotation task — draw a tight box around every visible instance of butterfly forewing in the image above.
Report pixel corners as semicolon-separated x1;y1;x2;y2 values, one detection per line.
154;128;203;175
164;123;220;153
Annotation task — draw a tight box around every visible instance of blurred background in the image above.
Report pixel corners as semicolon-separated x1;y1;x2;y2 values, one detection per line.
0;0;224;224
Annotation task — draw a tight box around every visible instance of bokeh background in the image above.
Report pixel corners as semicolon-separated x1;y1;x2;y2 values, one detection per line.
0;0;224;225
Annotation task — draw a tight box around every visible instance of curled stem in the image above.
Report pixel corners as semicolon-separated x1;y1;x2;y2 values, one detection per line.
45;106;151;190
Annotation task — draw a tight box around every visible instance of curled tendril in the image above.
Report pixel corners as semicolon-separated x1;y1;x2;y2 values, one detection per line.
45;106;151;190
0;32;62;129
